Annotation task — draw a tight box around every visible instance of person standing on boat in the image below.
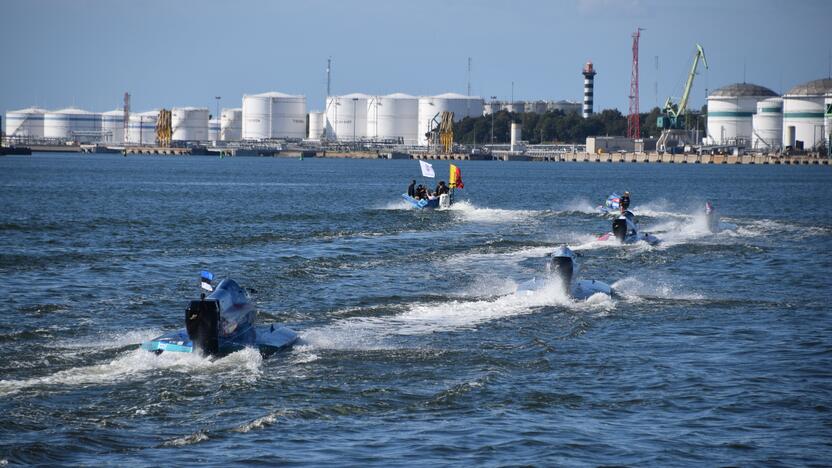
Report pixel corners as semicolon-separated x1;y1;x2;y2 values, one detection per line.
435;181;449;196
407;180;416;197
620;191;631;211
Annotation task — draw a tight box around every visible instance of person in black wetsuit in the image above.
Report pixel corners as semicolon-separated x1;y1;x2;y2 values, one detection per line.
435;181;449;196
620;191;631;211
407;180;416;197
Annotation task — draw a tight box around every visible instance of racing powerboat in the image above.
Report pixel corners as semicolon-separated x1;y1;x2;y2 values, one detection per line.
402;193;452;209
517;246;613;300
705;201;720;233
596;210;660;245
597;193;622;215
141;277;298;357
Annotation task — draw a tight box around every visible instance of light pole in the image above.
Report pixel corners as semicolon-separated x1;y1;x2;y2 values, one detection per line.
214;96;221;141
490;96;497;144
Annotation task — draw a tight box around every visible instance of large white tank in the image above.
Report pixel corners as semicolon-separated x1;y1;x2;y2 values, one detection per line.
307;111;324;140
171;107;209;142
782;79;832;150
483;101;502;115
220;108;242;141
366;93;419;144
44;108;101;142
547;100;581;114
825;94;832;148
324;93;370;141
100;109;126;144
208;118;220;142
510;122;522;152
4;107;46;139
126;110;159;145
417;93;484;145
752;97;782;150
707;83;777;145
525;101;547;114
242;91;307;140
504;101;525;113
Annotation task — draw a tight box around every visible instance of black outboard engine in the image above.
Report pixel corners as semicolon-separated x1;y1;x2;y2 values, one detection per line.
612;218;628;241
549;255;574;292
185;299;220;355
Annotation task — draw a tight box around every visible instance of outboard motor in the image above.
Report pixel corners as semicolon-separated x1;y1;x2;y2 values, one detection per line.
548;246;576;293
185;299;220;355
612;218;628;241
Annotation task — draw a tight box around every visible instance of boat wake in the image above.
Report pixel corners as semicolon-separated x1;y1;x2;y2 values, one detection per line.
448;200;539;223
0;344;263;397
298;276;614;351
612;276;706;302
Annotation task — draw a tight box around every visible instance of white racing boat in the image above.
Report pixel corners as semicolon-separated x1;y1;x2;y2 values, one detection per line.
517;246;613;300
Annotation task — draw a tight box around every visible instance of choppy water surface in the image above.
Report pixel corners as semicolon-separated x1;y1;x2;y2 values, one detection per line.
1;153;830;465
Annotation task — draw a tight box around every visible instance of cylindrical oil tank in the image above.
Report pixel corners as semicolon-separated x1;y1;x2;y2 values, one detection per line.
100;109;126;144
510;122;522;152
307;111;324;140
4;107;46;139
547;100;581;114
785;126;796;148
417;93;484;145
220;108;242;141
126;110;159;145
483;101;502;115
366;93;419;145
707;83;777;145
504;101;525;113
782;79;832;150
242;92;307;140
751;97;782;150
825;94;832;146
44;108;101;142
171;107;209;142
324;93;370;141
208;118;220;142
525;101;547;114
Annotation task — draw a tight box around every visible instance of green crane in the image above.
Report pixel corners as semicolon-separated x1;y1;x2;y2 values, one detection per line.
658;44;708;130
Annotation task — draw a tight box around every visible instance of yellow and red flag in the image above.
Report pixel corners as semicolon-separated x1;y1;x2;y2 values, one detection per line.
449;164;463;189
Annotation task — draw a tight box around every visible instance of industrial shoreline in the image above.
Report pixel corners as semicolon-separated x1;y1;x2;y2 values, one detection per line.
14;144;830;165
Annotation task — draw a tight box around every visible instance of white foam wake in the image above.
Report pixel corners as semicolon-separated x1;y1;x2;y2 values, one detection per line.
298;277;613;351
448;200;539;223
0;345;263;397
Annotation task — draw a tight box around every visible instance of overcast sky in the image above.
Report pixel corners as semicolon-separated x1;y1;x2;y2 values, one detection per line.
1;0;829;116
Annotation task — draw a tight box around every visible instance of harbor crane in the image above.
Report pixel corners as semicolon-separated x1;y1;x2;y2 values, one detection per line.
657;44;708;153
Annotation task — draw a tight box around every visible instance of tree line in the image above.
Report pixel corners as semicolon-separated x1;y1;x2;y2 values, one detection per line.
453;106;707;145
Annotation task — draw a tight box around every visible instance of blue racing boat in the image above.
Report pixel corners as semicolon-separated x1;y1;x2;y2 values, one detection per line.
596;192;622;215
142;277;298;357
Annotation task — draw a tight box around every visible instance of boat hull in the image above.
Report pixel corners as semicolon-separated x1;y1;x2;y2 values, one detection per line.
142;324;298;356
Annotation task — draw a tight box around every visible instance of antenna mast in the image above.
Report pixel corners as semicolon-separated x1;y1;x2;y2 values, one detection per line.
627;28;643;140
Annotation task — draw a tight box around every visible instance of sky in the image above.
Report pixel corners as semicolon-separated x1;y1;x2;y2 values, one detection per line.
1;0;830;116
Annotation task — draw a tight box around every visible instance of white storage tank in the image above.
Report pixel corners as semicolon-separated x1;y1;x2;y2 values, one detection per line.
366;93;419;144
782;79;832;150
171;107;209;142
504;101;525;113
417;93;484;145
510;122;522;152
101;109;126;144
307;111;324;141
324;93;370;141
547;100;582;114
126;110;159;145
4;107;46;139
525;101;547;114
242;91;306;140
44;108;101;142
707;83;777;145
220;108;242;141
752;97;782;150
483;101;502;115
208;118;220;142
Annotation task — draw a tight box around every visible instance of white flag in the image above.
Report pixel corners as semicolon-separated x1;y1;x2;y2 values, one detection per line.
419;160;435;178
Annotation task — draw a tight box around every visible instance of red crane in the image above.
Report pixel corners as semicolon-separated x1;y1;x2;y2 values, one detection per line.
627;28;644;140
